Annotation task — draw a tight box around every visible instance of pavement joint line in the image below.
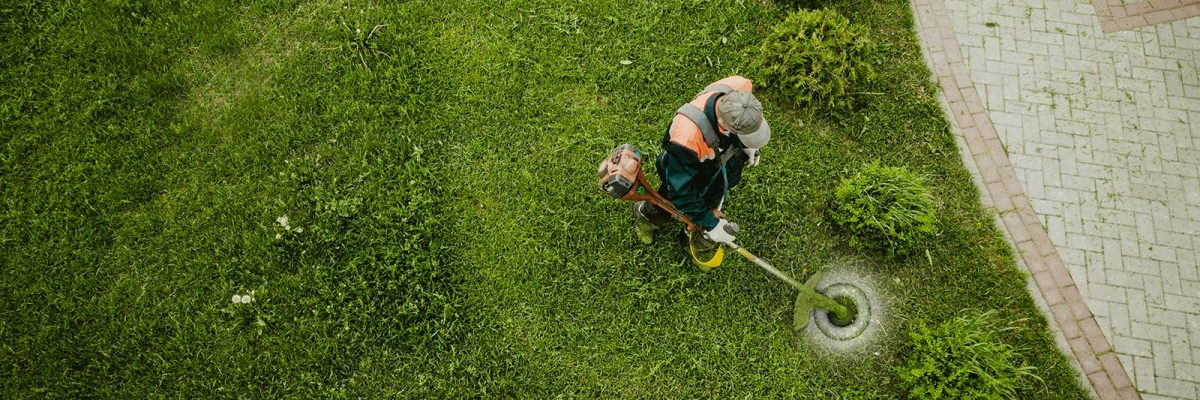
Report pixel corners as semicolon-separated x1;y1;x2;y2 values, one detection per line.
909;0;1141;397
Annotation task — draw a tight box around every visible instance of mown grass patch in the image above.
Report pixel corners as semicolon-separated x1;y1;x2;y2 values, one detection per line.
2;0;1086;398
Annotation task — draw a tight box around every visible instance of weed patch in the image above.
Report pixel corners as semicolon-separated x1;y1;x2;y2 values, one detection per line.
900;311;1041;399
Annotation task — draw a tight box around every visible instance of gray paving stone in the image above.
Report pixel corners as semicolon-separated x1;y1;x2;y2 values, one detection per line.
1178;362;1200;382
1093;283;1130;303
1106;269;1144;288
1182;279;1200;297
1169;327;1195;364
1133;322;1172;343
1160;310;1193;330
1160;262;1184;294
1143;394;1181;400
1118;336;1156;358
1156;341;1177;378
1127;288;1152;321
1137;355;1159;392
1155;377;1196;398
1163;294;1200;313
1144;277;1168;307
1114;304;1135;336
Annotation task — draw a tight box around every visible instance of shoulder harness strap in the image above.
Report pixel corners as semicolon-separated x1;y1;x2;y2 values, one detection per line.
675;104;721;150
719;147;740;165
674;83;732;151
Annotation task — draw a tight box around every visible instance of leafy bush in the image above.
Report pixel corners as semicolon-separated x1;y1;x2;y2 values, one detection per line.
900;311;1040;399
757;9;876;113
830;163;935;256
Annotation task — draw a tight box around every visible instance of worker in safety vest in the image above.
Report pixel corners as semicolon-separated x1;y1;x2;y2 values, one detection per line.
634;75;770;248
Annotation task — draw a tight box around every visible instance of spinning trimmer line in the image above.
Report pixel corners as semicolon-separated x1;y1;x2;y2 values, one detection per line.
597;144;849;330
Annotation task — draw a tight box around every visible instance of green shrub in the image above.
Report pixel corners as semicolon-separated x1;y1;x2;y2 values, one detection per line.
900;311;1040;399
777;0;842;9
830;163;935;256
756;9;876;113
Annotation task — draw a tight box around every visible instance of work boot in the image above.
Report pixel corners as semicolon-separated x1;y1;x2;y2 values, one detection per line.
633;201;656;244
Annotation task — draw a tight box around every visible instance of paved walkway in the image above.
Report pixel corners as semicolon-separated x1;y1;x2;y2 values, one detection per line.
911;0;1200;399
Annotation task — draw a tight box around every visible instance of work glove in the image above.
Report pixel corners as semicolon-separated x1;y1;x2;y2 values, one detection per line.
744;148;760;167
705;218;737;244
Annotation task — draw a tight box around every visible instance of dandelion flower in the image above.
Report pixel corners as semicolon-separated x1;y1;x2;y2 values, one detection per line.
232;294;243;303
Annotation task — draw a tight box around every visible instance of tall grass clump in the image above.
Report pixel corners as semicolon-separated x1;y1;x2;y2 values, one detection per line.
830;163;935;256
899;311;1041;399
756;9;876;115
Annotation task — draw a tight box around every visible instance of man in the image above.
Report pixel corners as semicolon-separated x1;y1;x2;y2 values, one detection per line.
634;75;770;249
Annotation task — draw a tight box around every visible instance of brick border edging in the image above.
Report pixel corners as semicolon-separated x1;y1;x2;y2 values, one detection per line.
1093;0;1200;33
908;0;1140;399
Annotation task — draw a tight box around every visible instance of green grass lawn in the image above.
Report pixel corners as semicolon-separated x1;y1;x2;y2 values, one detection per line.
1;0;1088;397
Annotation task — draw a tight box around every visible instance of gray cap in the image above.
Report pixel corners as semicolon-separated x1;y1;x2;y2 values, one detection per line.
717;90;771;149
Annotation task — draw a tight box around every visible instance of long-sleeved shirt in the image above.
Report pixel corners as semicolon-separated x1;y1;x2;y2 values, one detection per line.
656;76;753;230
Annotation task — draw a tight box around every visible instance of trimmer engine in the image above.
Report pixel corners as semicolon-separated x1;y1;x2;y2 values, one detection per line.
595;143;718;267
597;144;645;200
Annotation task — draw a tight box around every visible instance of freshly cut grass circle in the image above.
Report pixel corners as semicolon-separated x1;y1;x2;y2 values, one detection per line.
814;282;870;341
828;295;858;327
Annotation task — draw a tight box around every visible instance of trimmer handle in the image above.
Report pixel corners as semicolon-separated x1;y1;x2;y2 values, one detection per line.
724;222;740;236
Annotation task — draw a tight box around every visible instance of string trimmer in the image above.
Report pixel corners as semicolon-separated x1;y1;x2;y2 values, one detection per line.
597;144;849;330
